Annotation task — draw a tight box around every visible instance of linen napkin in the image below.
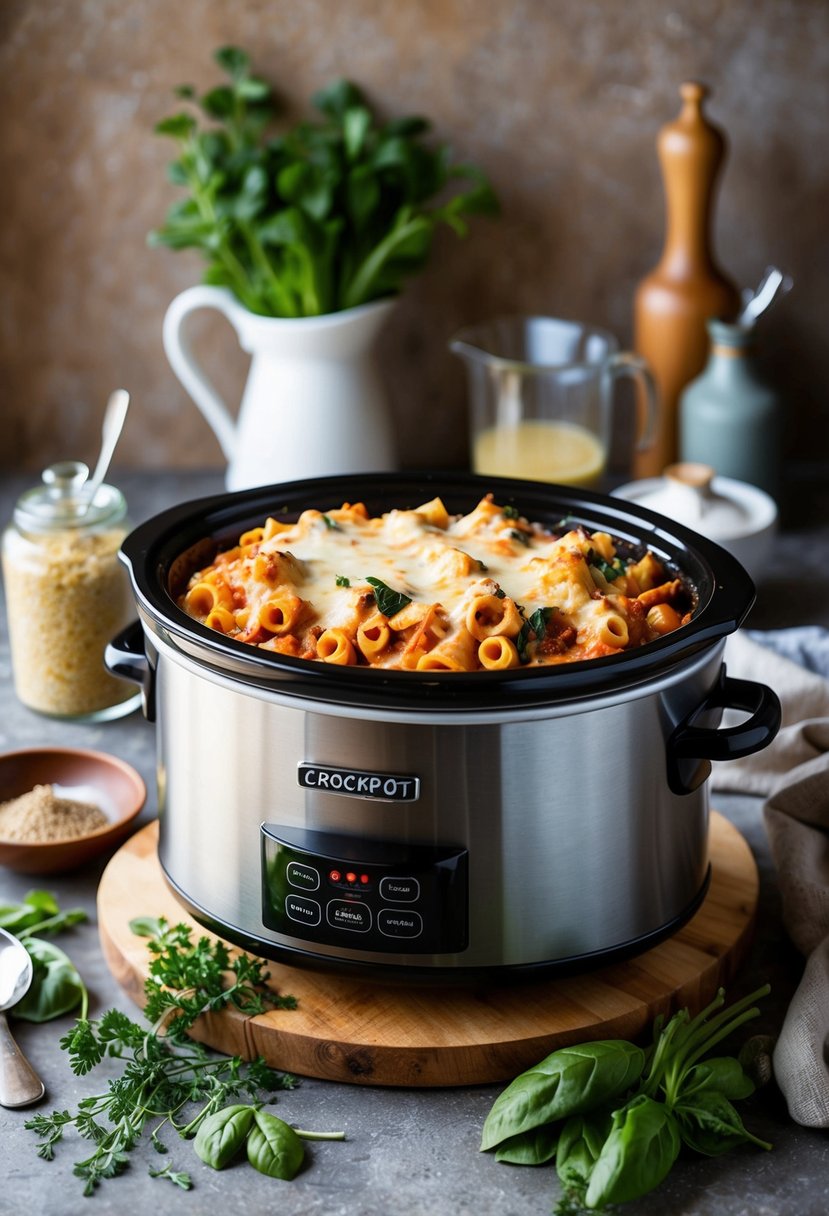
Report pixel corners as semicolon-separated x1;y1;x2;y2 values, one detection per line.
714;627;829;1127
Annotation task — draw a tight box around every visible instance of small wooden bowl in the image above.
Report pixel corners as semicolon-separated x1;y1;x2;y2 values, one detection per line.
0;747;147;874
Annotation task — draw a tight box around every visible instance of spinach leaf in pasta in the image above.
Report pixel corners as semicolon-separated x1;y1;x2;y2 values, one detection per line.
589;552;627;583
516;607;555;663
365;577;412;618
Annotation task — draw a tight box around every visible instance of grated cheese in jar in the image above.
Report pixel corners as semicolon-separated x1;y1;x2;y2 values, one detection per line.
1;462;137;719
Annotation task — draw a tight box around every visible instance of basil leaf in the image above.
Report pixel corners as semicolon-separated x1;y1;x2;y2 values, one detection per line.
674;1090;772;1156
502;505;520;519
365;577;412;618
335;575;351;587
194;1104;255;1170
509;529;530;547
14;937;85;1023
494;1125;559;1166
0;890;60;932
246;1110;305;1180
679;1057;755;1102
585;1094;680;1209
321;514;340;530
555;1111;612;1190
480;1041;645;1152
129;916;167;939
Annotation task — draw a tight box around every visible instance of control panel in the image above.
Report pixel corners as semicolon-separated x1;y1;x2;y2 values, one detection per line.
260;825;468;954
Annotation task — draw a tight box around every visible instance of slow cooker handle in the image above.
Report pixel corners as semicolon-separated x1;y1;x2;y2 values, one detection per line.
666;667;781;796
104;620;156;723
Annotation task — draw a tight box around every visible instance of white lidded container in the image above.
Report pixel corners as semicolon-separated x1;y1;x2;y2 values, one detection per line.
613;463;778;582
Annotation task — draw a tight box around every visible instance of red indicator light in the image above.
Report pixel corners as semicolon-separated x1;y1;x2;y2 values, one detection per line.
329;870;341;883
360;874;370;885
345;871;357;884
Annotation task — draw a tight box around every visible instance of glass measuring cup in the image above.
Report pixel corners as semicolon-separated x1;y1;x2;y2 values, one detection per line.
450;316;657;487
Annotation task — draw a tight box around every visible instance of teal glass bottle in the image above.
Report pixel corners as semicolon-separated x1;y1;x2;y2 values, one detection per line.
679;319;780;498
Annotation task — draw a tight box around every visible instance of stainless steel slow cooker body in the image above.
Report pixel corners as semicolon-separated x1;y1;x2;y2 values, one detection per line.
110;473;781;981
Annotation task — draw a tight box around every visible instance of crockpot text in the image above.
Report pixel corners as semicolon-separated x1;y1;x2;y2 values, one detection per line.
298;763;420;802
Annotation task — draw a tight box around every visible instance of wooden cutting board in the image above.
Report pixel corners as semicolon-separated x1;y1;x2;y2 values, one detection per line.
98;813;757;1088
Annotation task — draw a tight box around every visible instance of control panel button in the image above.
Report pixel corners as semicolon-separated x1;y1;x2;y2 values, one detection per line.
285;895;321;927
378;908;423;939
327;900;372;933
379;876;420;903
286;861;320;891
261;824;468;953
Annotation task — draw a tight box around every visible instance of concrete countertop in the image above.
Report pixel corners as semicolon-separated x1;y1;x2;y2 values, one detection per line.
0;469;827;1216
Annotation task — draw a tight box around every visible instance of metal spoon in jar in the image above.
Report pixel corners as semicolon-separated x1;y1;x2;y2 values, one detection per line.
79;388;130;511
0;927;45;1107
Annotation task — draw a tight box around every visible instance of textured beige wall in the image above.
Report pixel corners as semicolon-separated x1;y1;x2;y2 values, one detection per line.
1;0;826;476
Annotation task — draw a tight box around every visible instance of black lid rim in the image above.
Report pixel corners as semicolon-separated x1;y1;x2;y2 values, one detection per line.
120;472;756;711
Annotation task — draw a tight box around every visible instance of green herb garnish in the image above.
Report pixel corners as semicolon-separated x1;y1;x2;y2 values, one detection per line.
481;985;772;1213
510;529;531;547
365;577;412;618
322;514;340;530
131;916;296;1039
24;917;320;1197
150;47;498;317
148;1163;193;1190
515;607;555;663
335;574;351;587
589;552;627;583
27;1013;298;1196
502;504;520;519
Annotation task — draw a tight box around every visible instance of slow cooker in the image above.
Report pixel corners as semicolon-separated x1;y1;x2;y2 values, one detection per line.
107;473;780;981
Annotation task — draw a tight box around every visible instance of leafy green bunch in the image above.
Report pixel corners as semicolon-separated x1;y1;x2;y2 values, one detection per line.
481;985;772;1212
150;46;498;317
27;1009;300;1195
24;913;332;1195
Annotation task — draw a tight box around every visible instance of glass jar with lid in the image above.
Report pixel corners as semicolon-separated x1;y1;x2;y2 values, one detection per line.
1;461;140;720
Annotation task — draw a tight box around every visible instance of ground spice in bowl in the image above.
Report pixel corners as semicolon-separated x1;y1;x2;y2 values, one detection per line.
0;783;109;843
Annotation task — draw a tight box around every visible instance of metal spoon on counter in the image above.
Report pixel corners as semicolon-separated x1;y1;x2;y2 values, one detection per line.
79;388;130;511
738;266;793;328
0;927;45;1107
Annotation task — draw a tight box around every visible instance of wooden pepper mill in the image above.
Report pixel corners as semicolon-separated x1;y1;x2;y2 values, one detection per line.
633;81;740;478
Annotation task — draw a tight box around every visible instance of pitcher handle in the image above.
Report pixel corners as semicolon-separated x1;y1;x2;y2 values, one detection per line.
162;286;244;461
606;352;658;453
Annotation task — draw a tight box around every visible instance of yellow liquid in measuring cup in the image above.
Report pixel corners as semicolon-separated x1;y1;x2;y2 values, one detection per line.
473;420;606;487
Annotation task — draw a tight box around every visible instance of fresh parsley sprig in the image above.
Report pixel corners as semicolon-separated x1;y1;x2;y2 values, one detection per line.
129;916;296;1040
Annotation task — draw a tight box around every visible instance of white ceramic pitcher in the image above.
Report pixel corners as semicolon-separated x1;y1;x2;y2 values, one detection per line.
162;286;397;490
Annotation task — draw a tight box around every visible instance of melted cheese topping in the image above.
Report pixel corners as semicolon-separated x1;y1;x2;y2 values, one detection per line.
178;495;691;671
